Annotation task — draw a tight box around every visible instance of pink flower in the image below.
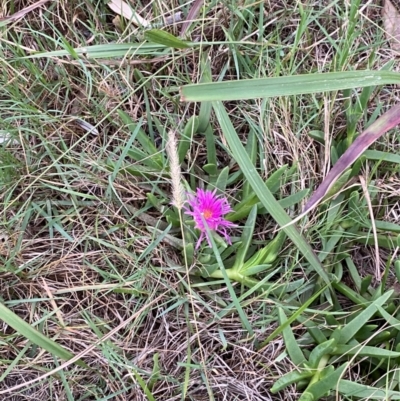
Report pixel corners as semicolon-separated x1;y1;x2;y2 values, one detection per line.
184;188;236;249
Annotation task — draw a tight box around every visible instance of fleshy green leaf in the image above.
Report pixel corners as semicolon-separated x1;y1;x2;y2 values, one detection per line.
331;291;393;344
279;308;306;366
338;380;400;399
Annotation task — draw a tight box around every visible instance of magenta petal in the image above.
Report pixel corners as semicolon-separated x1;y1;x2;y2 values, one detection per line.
184;188;236;249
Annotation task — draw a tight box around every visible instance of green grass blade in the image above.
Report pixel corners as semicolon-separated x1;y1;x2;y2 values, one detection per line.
212;101;330;285
25;43;168;59
232;205;257;271
0;303;86;367
181;70;400;101
131;368;156;401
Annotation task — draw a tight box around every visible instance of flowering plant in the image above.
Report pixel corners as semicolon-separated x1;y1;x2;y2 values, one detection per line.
184;188;236;249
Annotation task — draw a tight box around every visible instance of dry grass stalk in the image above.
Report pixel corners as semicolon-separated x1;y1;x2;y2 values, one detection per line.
166;130;185;210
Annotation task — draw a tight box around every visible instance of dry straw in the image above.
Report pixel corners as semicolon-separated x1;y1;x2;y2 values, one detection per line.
166;130;185;209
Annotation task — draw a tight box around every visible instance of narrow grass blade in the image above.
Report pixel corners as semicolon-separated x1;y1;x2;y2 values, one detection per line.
203;220;254;337
0;303;86;367
303;103;400;214
25;43;168;59
178;116;198;163
296;316;327;344
131;369;156;401
181;70;400;102
232;205;257;271
212;101;331;285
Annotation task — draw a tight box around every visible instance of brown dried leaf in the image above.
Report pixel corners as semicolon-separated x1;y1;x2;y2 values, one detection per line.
303;102;400;215
180;0;203;38
382;0;400;52
107;0;150;27
0;0;52;25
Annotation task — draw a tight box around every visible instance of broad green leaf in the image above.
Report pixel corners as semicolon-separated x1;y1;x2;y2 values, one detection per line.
277;189;309;209
332;282;368;305
144;29;191;48
0;303;86;367
205;124;217;168
227;165;289;221
243;129;258;199
345;257;362;291
240;264;272;276
396;260;400;282
360;275;372;295
212;101;331;285
181;70;400;102
354;325;379;342
264;165;288;193
203;163;217;176
365;220;400;234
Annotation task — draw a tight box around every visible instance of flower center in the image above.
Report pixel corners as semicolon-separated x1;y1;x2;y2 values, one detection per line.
203;209;213;219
